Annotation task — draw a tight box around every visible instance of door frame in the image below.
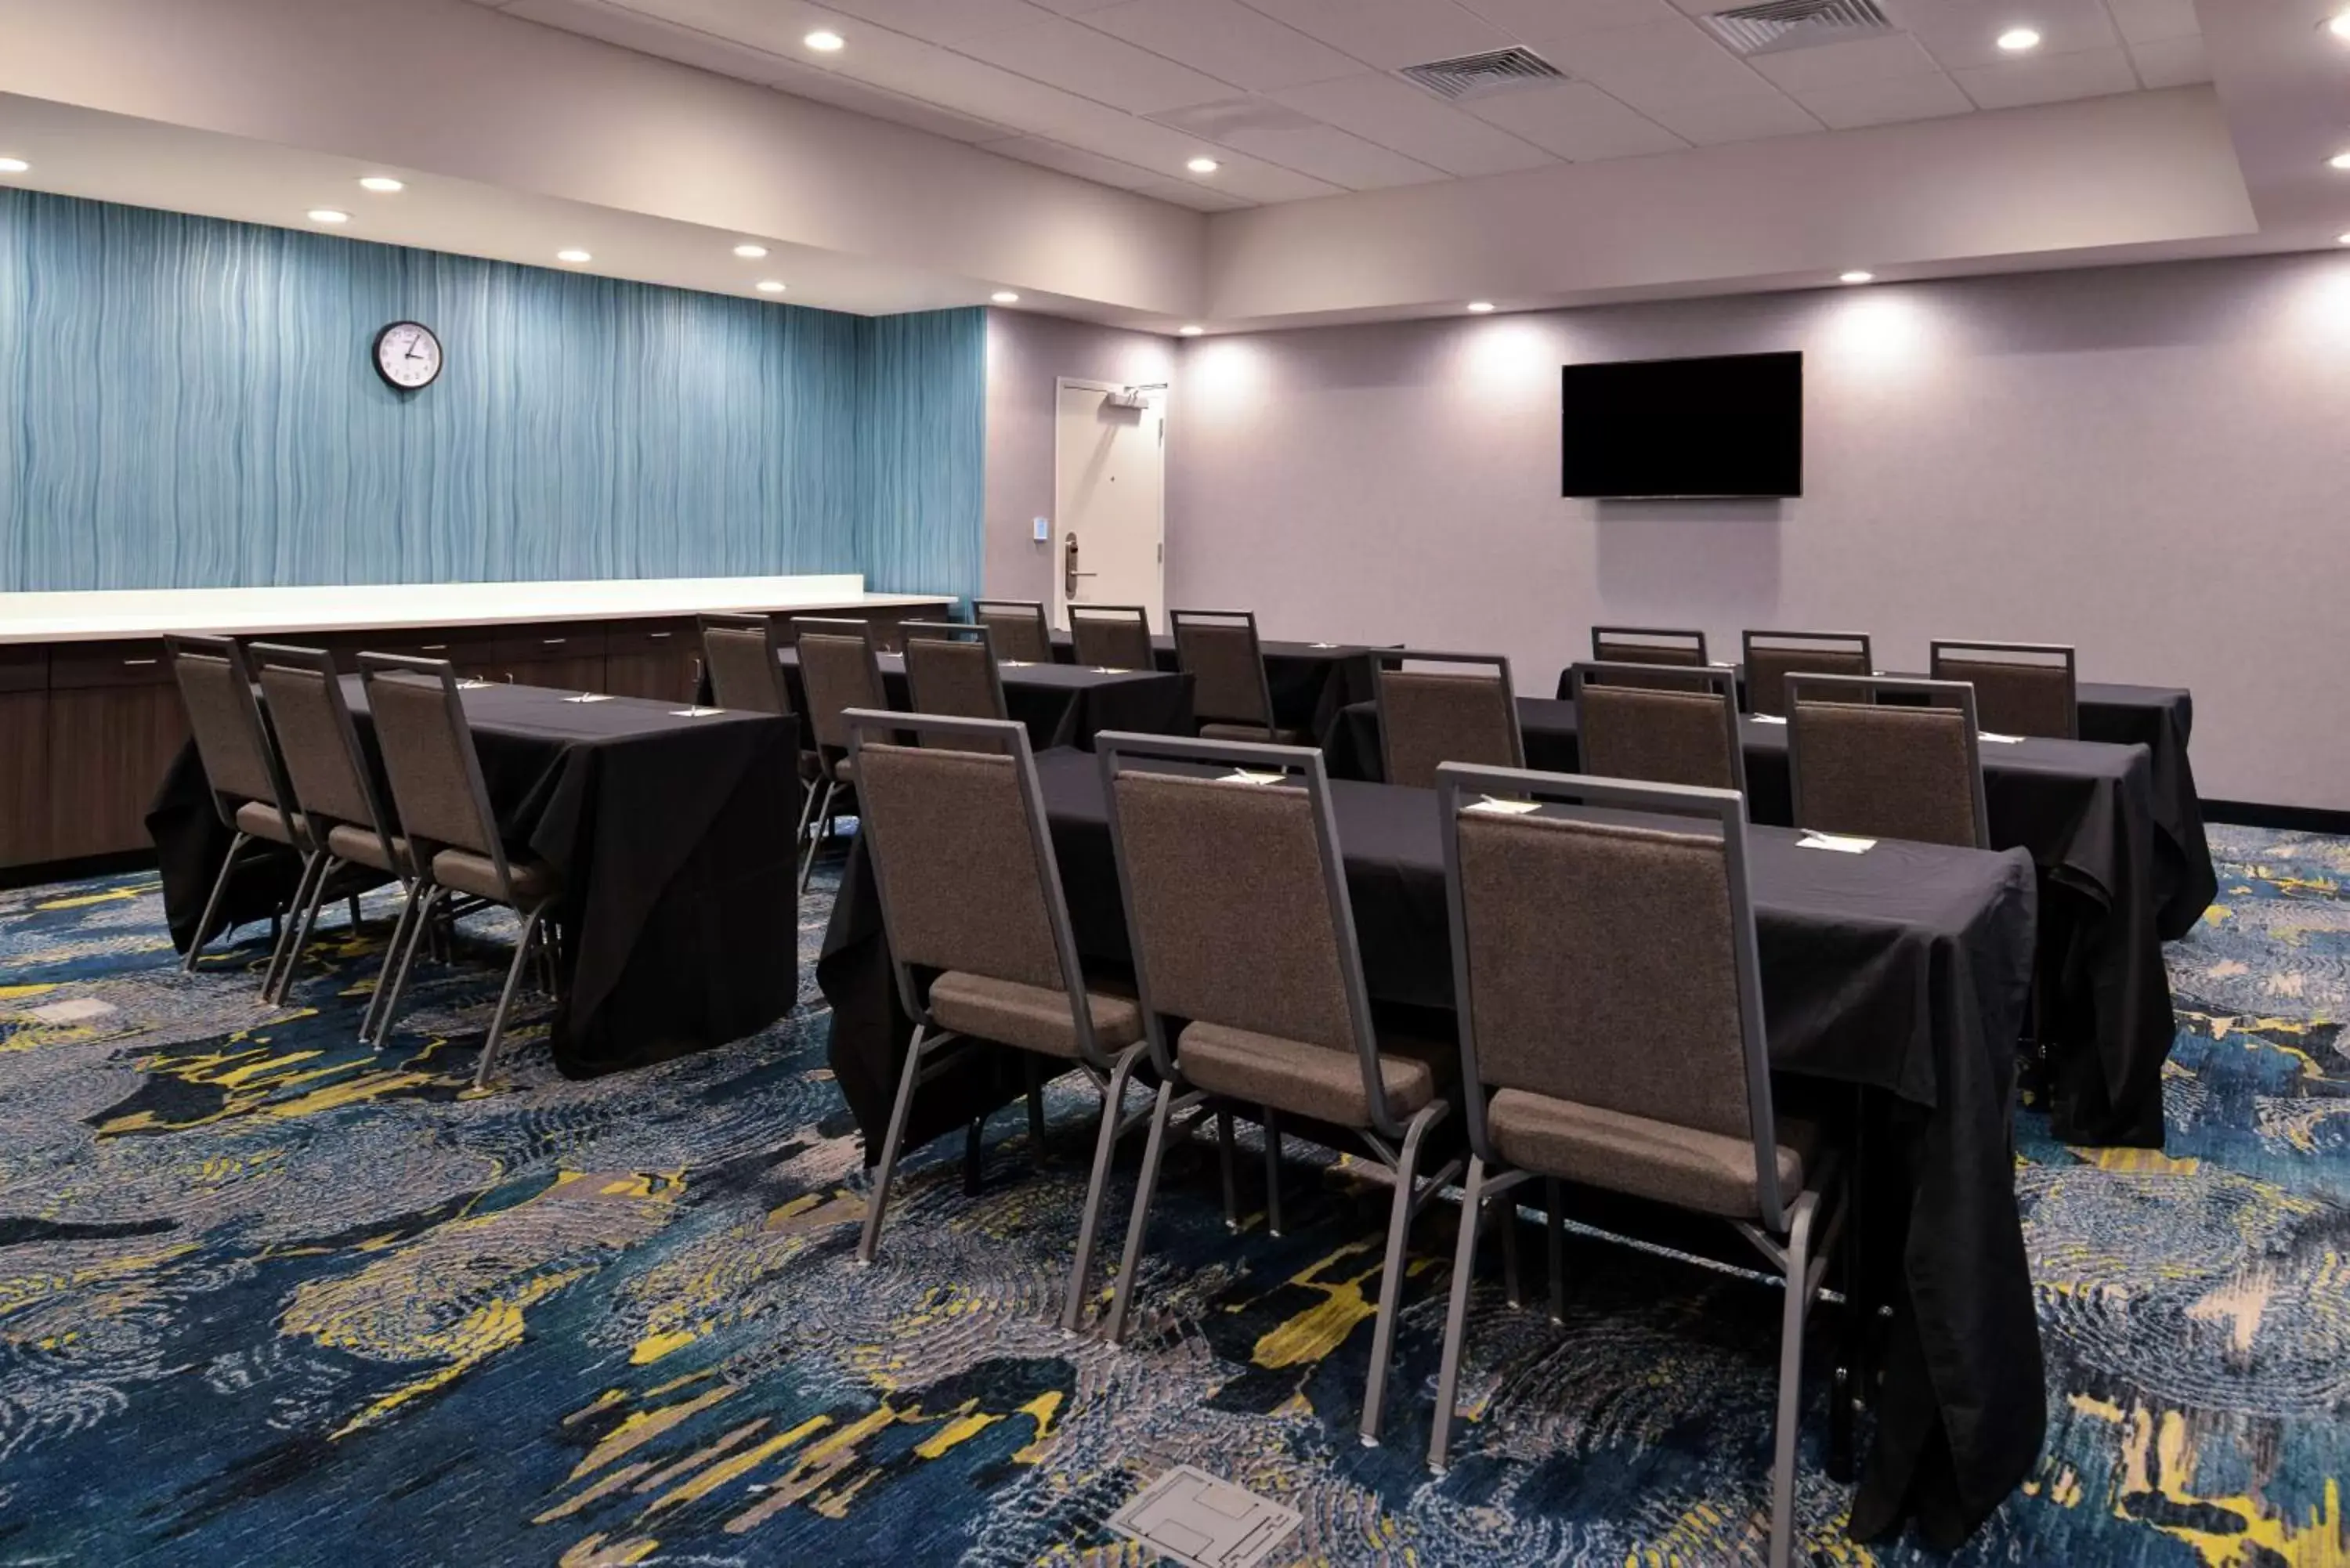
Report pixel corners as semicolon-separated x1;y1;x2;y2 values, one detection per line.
1051;377;1169;630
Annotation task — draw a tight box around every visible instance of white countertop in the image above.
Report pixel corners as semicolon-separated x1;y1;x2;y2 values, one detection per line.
0;576;956;645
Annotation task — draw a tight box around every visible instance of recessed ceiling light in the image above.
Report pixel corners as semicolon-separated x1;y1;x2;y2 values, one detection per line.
1186;157;1220;175
557;248;592;264
991;291;1021;304
1466;301;1496;313
308;208;350;225
1840;269;1875;284
358;176;404;193
804;29;844;52
2330;152;2350;172
755;280;786;294
0;157;27;174
1995;27;2041;52
733;243;769;258
1177;324;1204;336
2328;11;2350;40
2339;232;2350;244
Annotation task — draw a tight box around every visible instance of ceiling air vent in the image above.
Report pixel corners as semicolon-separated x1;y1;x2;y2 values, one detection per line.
1698;0;1895;56
1396;46;1564;103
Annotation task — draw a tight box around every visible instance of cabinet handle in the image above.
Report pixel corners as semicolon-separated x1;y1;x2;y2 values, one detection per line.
541;638;566;646
121;657;158;667
646;632;672;640
421;643;448;652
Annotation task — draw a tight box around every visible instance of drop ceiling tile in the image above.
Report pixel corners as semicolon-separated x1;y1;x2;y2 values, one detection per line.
1878;0;2120;70
1542;17;1773;112
502;0;795;82
1235;0;1515;71
1027;0;1130;12
1459;0;1682;42
1268;72;1556;176
1083;0;1364;90
1129;175;1256;208
1463;81;1687;160
2126;33;2209;87
955;17;1239;112
1207;118;1449;187
2102;0;2199;45
810;26;1152;139
603;0;848;57
761;56;1018;138
1950;43;2138;108
822;0;1055;44
1790;69;1973;127
1641;91;1822;145
1017;96;1346;197
980;135;1188;191
1745;33;1940;93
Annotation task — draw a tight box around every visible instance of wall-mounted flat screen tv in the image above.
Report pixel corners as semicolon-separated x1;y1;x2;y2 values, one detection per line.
1561;351;1803;499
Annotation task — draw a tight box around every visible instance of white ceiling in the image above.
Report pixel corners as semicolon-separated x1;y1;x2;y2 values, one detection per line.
466;0;2211;210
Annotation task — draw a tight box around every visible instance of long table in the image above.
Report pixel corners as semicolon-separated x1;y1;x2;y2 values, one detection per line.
1049;630;1381;742
779;647;1194;751
817;748;2043;1550
150;681;802;1075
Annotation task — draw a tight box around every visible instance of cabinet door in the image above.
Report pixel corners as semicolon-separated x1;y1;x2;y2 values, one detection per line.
604;620;695;702
502;654;610;694
0;689;50;868
48;684;190;860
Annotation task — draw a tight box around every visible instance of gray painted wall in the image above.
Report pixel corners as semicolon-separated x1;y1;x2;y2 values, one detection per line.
1165;253;2350;811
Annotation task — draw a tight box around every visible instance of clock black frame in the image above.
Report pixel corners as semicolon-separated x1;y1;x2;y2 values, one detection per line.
372;321;443;392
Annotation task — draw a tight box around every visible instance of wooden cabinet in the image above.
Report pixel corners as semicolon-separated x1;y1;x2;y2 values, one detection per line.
496;623;608;692
0;686;49;868
45;643;188;862
606;619;696;703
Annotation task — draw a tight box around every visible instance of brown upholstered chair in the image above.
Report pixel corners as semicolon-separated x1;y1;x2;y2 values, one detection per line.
1593;625;1708;667
846;710;1157;1316
1374;652;1524;789
1567;661;1746;794
1094;731;1463;1445
1427;764;1845;1568
794;617;891;893
248;642;411;1024
702;612;824;848
1786;674;1989;849
1929;639;2077;739
1069;604;1155;672
1171;608;1300;743
901;622;1010;736
1742;630;1873;718
358;654;563;1087
167;634;316;997
972;598;1053;665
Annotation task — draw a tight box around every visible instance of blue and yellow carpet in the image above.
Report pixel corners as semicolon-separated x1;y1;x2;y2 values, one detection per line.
0;829;2345;1566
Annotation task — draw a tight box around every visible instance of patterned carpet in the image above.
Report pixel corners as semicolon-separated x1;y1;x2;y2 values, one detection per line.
0;827;2345;1566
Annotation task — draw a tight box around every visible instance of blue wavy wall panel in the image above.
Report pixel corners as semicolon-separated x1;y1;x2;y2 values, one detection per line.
0;188;982;598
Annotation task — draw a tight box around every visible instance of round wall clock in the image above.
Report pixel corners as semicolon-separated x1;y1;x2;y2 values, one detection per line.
373;321;443;391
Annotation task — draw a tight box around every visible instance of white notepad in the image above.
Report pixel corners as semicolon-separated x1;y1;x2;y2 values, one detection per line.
667;706;723;717
1751;714;1788;725
1798;831;1876;854
1466;797;1542;815
563;692;615;703
1220;768;1285;786
1978;732;2023;744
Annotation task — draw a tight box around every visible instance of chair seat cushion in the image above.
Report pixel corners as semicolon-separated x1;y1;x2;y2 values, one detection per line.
1198;722;1308;745
233;800;305;846
326;822;407;874
1487;1089;1816;1218
927;971;1142;1060
430;847;561;906
1176;1023;1453;1129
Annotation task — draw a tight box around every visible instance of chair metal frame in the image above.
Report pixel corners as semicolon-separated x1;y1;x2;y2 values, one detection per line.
1928;638;2078;739
1785;672;1990;850
1591;625;1709;666
794;616;890;894
1565;659;1749;797
1426;763;1845;1567
1741;630;1875;717
1091;729;1462;1444
1372;650;1524;788
971;598;1054;664
900;620;1011;726
844;710;1159;1334
1068;603;1155;671
356;653;562;1087
1169;607;1280;737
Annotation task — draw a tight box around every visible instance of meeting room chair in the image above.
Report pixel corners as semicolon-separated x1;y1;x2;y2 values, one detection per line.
1593;625;1709;667
1929;639;2077;739
167;633;318;999
972;598;1054;664
845;710;1158;1322
1170;608;1300;743
358;653;564;1087
1786;674;1990;849
796;617;891;894
248;642;411;1023
1092;731;1464;1445
1742;630;1874;718
1375;652;1524;789
1567;660;1746;793
902;621;1011;739
1069;604;1155;672
1426;764;1844;1568
701;612;825;850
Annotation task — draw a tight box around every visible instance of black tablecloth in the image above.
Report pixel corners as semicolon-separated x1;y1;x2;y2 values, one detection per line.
818;748;2043;1548
782;648;1193;750
1050;630;1379;742
1339;697;2175;1148
150;681;801;1075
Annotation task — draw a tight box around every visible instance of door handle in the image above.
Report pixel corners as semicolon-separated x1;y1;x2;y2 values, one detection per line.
1064;531;1099;600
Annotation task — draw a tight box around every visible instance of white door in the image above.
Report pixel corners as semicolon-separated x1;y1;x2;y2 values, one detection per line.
1054;381;1166;629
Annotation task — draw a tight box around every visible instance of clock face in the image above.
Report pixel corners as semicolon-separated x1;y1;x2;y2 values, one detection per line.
374;321;443;391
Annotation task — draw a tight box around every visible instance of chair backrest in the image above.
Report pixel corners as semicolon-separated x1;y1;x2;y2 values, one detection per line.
1096;731;1405;1137
1593;626;1708;667
1375;652;1524;789
250;642;402;872
902;622;1009;735
1069;605;1155;672
1929;640;2077;739
1786;674;1988;850
166;634;301;839
356;654;509;882
796;618;891;754
1567;661;1745;793
972;599;1052;664
848;710;1112;1068
1170;609;1274;730
1742;630;1873;717
700;614;794;717
1436;764;1786;1225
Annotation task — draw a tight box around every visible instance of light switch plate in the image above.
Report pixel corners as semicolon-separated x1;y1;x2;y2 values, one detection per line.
1032;516;1050;542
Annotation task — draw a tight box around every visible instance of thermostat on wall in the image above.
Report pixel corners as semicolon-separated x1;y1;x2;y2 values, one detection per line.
1033;517;1050;542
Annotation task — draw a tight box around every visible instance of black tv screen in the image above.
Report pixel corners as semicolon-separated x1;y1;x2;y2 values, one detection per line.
1561;352;1803;499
